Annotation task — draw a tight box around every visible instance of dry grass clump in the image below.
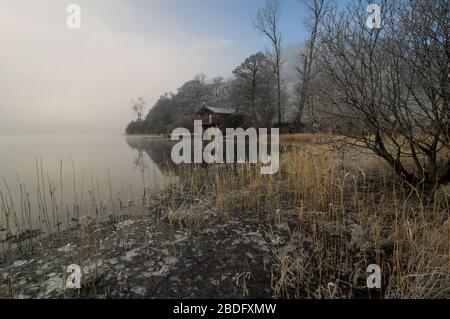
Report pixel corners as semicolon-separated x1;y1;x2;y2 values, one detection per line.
173;139;449;299
279;133;337;145
1;137;448;299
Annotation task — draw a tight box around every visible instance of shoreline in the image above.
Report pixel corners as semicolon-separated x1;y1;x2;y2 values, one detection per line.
1;144;448;299
0;198;281;299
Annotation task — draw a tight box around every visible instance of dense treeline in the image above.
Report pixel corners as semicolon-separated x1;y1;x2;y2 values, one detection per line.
126;51;282;135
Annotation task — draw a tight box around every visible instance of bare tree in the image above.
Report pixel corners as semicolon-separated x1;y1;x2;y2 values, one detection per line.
232;52;276;126
318;0;450;188
295;0;329;128
131;97;146;121
255;0;284;124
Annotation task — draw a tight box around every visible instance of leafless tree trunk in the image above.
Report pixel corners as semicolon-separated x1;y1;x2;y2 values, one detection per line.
318;0;450;188
255;0;283;124
295;0;329;128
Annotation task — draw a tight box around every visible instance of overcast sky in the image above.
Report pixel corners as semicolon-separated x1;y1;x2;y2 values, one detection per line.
0;0;310;134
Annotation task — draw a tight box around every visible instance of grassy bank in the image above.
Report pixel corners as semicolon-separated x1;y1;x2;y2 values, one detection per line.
0;135;449;298
170;134;450;298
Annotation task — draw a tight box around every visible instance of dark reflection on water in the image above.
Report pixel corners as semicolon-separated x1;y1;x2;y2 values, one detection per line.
0;134;282;243
126;134;281;170
0;135;173;242
125;136;176;174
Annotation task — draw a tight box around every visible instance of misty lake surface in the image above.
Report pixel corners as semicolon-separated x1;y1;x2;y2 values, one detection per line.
0;134;275;239
0;135;176;235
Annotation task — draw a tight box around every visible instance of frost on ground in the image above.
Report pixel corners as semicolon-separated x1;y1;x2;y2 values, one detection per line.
0;206;296;299
0;186;389;299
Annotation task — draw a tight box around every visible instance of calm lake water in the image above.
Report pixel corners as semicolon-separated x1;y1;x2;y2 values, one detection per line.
0;134;279;239
0;135;175;236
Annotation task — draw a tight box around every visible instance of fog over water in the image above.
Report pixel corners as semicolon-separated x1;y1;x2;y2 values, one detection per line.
0;0;302;225
0;0;307;135
0;135;173;232
0;0;293;135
